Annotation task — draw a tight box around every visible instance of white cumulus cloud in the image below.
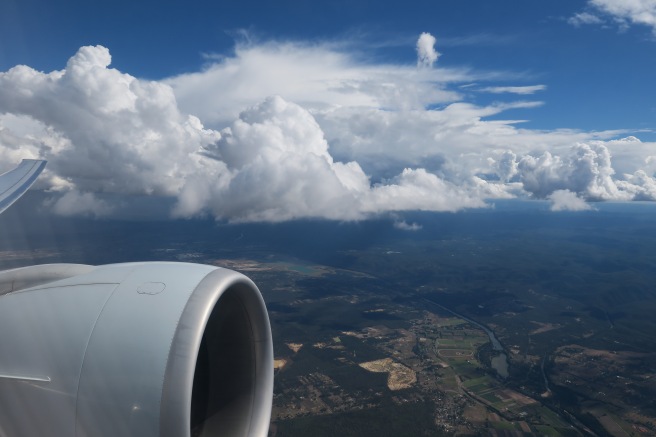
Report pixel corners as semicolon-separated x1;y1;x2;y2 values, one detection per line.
0;45;220;202
174;96;487;222
174;96;368;221
393;219;423;231
617;170;656;200
489;150;519;182
416;32;440;68
513;141;656;202
548;189;593;211
517;143;628;200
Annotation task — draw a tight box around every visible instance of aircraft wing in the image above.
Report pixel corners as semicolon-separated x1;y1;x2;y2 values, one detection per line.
0;159;47;214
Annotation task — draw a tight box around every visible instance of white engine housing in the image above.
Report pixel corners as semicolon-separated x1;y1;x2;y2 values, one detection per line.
0;262;273;437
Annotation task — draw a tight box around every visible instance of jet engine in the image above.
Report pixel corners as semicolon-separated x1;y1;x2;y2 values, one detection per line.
0;262;273;437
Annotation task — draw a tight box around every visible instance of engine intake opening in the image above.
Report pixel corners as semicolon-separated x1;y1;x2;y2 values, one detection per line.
191;286;256;437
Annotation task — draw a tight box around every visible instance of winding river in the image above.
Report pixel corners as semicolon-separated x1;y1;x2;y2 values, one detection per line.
423;299;509;378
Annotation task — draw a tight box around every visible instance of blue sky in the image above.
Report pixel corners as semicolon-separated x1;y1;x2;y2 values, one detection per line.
1;0;656;221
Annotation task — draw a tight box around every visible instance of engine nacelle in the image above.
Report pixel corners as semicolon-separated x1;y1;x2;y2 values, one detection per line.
0;262;273;437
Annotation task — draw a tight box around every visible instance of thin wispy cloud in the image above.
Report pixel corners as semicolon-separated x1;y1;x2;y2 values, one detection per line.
478;85;546;95
167;37;469;126
568;12;605;27
437;33;518;47
571;0;656;34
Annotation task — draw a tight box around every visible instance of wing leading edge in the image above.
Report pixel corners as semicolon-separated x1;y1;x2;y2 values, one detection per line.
0;159;47;214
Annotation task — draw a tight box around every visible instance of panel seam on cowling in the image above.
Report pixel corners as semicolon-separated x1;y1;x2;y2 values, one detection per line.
4;282;119;297
73;282;124;437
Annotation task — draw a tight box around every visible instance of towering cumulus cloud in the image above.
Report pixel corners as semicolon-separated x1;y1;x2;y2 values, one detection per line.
0;46;219;215
1;41;656;221
174;96;369;221
416;32;440;68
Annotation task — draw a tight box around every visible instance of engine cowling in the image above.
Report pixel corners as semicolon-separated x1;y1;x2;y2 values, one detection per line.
0;262;273;437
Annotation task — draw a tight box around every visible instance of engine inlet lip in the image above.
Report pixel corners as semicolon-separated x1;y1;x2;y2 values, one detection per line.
159;268;273;437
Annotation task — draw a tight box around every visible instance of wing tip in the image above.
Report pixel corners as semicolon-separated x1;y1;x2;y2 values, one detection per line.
0;159;48;214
